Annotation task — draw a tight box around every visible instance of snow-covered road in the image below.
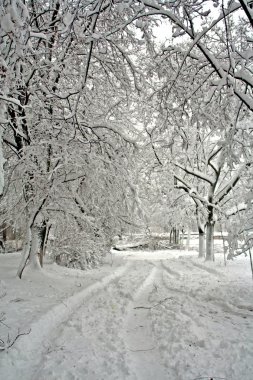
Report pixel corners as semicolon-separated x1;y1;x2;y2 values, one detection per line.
1;250;253;380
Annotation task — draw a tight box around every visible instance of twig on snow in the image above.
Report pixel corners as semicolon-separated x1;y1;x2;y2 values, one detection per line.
128;346;155;352
0;328;31;351
191;377;227;380
134;297;172;310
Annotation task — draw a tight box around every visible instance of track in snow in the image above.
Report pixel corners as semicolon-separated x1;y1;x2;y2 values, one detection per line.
123;266;167;380
0;261;131;380
2;254;253;380
32;260;158;380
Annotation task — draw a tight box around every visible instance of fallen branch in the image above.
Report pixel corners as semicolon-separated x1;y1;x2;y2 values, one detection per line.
191;377;227;380
0;328;31;351
113;240;150;251
134;297;172;310
128;346;155;352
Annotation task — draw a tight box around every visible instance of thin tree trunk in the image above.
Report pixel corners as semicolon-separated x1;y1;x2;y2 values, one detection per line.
17;196;48;278
29;226;41;270
17;227;32;279
0;106;5;197
196;207;205;258
186;230;190;251
38;222;50;268
173;228;178;244
206;222;214;261
2;222;7;243
180;230;185;249
176;230;179;245
169;229;173;244
220;224;227;266
198;229;205;258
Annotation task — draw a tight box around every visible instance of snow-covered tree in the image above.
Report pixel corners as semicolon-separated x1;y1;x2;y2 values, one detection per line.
0;0;153;276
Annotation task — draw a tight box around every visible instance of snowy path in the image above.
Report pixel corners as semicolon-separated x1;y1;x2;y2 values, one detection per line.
1;251;253;380
124;266;167;380
32;260;157;380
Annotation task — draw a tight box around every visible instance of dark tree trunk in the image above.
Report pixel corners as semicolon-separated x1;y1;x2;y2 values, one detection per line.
198;228;205;258
206;214;214;261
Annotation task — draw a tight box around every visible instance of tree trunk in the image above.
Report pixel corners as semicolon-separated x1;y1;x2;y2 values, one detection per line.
198;229;205;258
186;230;190;251
17;227;32;279
170;227;179;245
196;206;205;258
206;222;214;261
169;229;173;244
17;199;47;278
29;226;41;270
0;105;5;197
176;230;179;245
38;222;50;267
17;225;42;278
2;222;7;242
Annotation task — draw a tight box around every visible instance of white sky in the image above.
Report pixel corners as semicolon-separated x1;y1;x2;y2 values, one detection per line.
152;1;229;44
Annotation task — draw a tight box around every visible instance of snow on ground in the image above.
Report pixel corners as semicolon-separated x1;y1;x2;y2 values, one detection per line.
0;248;253;380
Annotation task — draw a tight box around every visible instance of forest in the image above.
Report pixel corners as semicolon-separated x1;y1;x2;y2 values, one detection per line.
0;0;253;273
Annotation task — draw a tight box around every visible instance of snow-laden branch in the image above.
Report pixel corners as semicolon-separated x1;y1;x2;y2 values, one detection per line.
225;202;247;217
208;145;223;164
175;175;205;207
0;96;22;108
30;31;47;39
214;162;252;204
233;69;253;89
238;0;253;29
174;162;215;185
110;42;142;93
90;122;144;146
174;174;222;213
142;1;253;111
160;1;241;97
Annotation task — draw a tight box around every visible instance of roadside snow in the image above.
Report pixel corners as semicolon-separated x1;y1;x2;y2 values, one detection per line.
0;249;253;380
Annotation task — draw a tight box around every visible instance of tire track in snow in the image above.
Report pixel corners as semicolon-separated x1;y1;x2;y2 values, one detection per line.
32;260;155;380
151;261;253;380
150;267;223;379
161;265;253;322
188;260;223;277
123;266;168;380
205;299;253;320
160;260;181;278
0;261;132;380
160;270;207;329
174;260;253;320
